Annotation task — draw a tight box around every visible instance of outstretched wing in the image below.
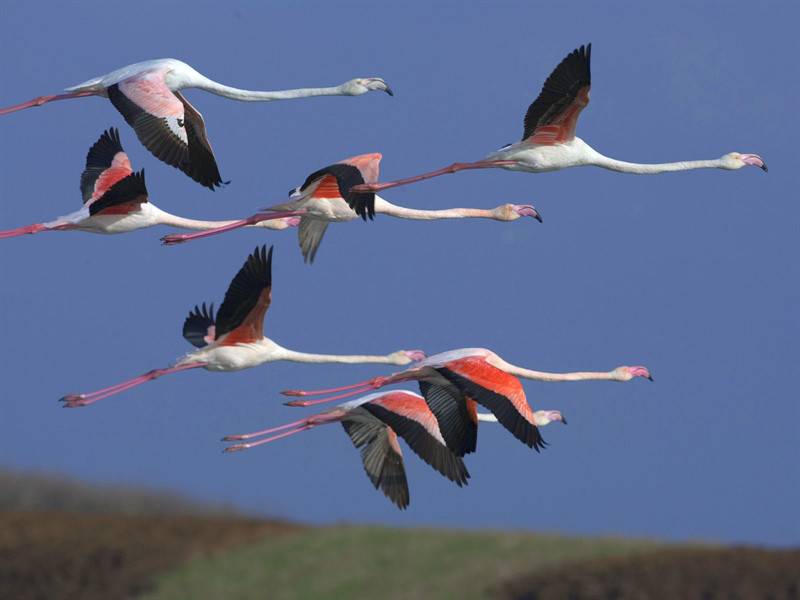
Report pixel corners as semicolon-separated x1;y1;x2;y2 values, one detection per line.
80;127;134;205
297;218;330;264
298;163;376;221
365;394;470;486
182;302;216;348
87;170;148;216
341;408;409;510
107;73;224;190
522;44;591;145
418;381;478;457
214;245;272;345
436;357;547;451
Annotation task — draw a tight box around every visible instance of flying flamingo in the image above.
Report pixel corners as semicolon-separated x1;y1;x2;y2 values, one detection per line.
282;348;624;456
223;390;565;509
59;245;423;408
160;152;541;263
0;128;299;240
349;44;767;197
0;58;393;189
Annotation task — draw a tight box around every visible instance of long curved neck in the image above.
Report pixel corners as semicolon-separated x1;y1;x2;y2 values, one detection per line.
277;346;404;365
193;76;348;102
374;195;498;220
493;357;621;382
589;151;723;174
153;206;287;231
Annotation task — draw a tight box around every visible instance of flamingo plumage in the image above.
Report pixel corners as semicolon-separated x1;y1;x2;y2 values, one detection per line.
351;44;767;196
282;348;621;456
59;245;424;408
160;153;542;263
0;58;393;189
0;128;299;240
225;390;471;509
223;390;565;509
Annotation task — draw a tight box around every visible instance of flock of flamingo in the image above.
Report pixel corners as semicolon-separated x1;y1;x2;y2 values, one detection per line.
2;44;765;508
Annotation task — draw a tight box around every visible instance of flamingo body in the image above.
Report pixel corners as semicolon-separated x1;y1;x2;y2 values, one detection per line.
3;59;393;189
60;245;423;408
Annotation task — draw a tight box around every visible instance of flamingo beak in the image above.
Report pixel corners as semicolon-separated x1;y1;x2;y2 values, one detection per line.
741;154;768;172
647;374;654;382
384;85;394;97
516;206;543;223
561;415;568;425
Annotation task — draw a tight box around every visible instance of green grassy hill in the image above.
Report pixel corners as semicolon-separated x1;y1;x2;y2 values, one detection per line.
1;468;797;600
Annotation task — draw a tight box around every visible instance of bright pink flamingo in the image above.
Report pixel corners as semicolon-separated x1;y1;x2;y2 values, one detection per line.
60;245;423;408
282;348;619;456
225;390;470;509
350;44;766;196
161;153;541;263
0;128;298;240
0;59;393;189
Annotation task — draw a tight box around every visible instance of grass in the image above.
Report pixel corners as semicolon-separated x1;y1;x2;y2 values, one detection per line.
141;524;657;600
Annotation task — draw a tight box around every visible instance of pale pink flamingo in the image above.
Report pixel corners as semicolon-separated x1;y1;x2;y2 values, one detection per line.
160;153;541;263
350;44;766;196
223;390;565;509
283;348;615;456
60;245;423;408
0;128;299;240
0;59;393;189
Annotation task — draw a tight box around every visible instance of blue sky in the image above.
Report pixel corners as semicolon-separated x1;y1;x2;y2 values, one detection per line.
1;1;797;545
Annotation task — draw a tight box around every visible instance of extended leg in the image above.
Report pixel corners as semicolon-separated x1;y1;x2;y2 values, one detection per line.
350;160;517;193
0;91;96;116
161;211;306;246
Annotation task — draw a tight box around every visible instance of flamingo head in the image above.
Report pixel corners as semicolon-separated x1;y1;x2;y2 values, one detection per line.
495;204;543;223
614;365;653;382
533;410;567;426
390;350;426;365
721;152;768;172
342;78;394;96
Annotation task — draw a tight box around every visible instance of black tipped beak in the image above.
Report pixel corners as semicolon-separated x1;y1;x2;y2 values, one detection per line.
535;212;543;223
647;375;654;382
760;163;768;172
562;416;568;425
384;86;394;97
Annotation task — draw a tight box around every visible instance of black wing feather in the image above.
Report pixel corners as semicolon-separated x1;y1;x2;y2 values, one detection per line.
214;245;272;340
522;44;592;140
364;403;470;487
299;163;375;221
88;170;148;216
418;381;477;457
182;302;216;348
341;409;409;510
107;84;223;190
436;367;547;451
80;127;125;204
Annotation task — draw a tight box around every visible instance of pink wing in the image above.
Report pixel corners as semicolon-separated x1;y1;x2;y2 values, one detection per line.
80;128;133;205
107;71;224;190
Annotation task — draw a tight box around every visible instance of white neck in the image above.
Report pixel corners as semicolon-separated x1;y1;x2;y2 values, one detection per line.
491;356;622;382
152;205;288;231
192;75;352;102
274;345;409;365
587;149;724;174
374;195;507;221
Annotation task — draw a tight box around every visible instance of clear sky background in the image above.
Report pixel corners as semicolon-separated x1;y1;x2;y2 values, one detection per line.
1;1;797;546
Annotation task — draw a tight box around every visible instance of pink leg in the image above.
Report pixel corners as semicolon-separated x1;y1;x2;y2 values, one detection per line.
350;160;518;193
224;425;313;452
0;224;47;239
161;211;306;246
222;417;311;441
0;91;96;116
60;362;205;408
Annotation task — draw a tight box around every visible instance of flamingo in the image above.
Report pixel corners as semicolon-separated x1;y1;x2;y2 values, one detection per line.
223;390;565;509
0;58;393;189
349;44;767;196
282;348;626;456
0;128;299;240
59;245;424;408
160;152;541;263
